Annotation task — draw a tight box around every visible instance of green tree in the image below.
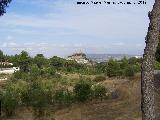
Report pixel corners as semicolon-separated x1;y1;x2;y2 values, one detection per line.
49;56;66;69
34;54;47;69
18;51;32;72
120;57;129;69
0;50;4;60
106;59;121;77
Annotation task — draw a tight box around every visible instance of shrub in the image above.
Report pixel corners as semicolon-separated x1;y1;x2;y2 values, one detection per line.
1;80;29;117
1;90;19;116
92;84;107;100
155;61;160;70
106;59;121;77
13;71;29;80
124;65;135;77
74;79;92;102
94;76;106;82
54;88;72;105
28;81;51;117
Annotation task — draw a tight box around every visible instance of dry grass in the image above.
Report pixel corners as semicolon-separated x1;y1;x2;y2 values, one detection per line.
54;76;142;120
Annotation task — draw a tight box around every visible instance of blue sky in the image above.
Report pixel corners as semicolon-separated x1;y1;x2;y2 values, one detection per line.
0;0;155;57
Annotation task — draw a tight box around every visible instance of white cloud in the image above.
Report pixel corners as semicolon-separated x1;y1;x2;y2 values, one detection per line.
136;44;144;47
8;42;17;46
1;42;18;48
7;36;13;40
24;42;35;46
113;42;125;46
2;43;7;48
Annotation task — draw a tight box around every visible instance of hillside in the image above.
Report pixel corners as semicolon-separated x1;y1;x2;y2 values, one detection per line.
1;75;142;120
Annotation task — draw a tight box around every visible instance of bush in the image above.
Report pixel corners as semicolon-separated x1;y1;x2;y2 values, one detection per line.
28;81;52;117
155;61;160;70
124;65;135;77
54;88;72;105
13;71;29;80
94;76;106;82
1;90;19;116
74;79;92;102
92;84;107;100
1;80;28;117
106;59;121;77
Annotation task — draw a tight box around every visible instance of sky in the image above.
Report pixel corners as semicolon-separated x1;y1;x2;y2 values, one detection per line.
0;0;155;57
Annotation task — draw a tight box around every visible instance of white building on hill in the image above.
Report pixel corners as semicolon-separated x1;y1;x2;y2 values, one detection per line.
67;52;92;64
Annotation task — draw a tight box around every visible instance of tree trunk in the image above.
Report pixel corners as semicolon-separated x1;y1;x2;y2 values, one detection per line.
141;0;160;120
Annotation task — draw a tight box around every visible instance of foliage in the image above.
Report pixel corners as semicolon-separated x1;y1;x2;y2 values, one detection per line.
0;49;4;60
124;65;135;77
0;0;12;16
13;71;29;80
29;65;42;79
1;80;28;116
74;79;92;102
54;88;72;105
93;75;106;82
49;56;66;69
33;54;47;69
155;61;160;70
27;80;52;117
1;90;18;116
92;84;107;100
106;59;121;77
18;51;32;72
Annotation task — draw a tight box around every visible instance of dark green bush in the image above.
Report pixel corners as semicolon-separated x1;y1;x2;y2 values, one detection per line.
92;84;107;100
54;88;72;105
94;76;106;82
13;71;29;80
1;90;19;116
124;65;135;77
106;59;121;77
74;80;92;102
29;82;50;117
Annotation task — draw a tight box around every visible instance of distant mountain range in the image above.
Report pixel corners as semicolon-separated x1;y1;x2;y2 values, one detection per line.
87;54;142;63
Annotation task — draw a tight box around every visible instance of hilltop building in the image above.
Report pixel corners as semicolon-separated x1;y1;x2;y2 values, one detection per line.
67;52;92;65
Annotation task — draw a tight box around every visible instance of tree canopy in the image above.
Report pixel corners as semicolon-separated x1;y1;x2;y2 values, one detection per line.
0;0;12;16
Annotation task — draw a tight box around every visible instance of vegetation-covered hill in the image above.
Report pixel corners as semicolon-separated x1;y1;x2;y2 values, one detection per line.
0;49;160;120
